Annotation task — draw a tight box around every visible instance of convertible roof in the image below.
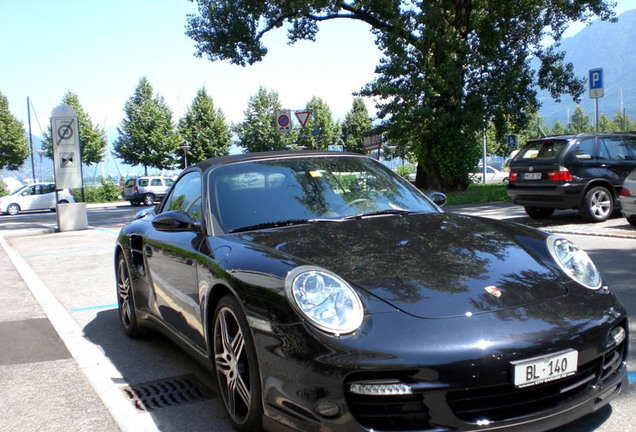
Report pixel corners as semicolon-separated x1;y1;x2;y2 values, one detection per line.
191;150;363;171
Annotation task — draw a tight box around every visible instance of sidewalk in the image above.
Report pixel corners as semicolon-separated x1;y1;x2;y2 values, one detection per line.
0;238;120;432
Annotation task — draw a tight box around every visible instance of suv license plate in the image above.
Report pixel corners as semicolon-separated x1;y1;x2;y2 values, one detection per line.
524;172;542;180
512;349;578;388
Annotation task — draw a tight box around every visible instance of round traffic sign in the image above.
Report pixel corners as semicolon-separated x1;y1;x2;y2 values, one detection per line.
278;114;290;128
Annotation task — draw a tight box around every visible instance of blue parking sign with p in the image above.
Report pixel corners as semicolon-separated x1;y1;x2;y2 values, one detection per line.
589;68;603;98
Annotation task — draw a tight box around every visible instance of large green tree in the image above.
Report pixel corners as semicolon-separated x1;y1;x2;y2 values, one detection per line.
186;0;616;191
340;97;372;153
233;87;297;152
177;87;231;166
568;105;593;134
114;77;180;175
43;92;107;165
0;91;30;170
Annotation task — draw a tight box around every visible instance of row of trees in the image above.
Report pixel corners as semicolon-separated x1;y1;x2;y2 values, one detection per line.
0;77;374;176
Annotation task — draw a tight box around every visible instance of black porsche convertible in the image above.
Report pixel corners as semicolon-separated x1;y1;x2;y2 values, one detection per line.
115;151;628;432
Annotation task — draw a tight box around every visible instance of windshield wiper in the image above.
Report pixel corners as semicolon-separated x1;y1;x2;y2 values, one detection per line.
229;218;341;233
343;209;421;220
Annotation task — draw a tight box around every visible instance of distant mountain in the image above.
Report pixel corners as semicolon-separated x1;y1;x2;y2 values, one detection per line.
537;8;636;127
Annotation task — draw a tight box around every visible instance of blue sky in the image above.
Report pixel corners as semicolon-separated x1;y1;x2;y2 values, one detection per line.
1;0;634;146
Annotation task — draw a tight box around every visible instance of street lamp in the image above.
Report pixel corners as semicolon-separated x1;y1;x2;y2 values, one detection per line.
180;143;191;169
34;149;45;182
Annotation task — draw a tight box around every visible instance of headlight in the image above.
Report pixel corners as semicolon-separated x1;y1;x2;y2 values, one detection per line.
285;266;364;335
547;236;601;290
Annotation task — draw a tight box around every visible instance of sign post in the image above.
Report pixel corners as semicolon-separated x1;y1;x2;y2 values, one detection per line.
589;68;604;134
51;104;87;231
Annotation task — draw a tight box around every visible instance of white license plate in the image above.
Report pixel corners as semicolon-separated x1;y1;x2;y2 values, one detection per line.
512;349;578;388
524;172;542;180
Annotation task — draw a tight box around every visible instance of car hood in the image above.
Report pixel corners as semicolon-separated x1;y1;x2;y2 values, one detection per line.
233;213;566;319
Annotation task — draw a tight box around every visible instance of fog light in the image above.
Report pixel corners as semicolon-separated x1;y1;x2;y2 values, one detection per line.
315;400;341;418
609;326;626;347
349;380;413;396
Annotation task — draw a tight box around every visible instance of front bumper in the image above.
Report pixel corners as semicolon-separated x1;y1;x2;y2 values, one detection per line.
251;293;628;432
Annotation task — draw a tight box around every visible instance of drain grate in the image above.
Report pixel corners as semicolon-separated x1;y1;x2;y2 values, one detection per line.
121;373;214;412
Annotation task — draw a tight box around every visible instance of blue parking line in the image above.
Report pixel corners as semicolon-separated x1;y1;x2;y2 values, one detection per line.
71;303;117;312
629;371;636;384
24;247;111;258
98;227;121;235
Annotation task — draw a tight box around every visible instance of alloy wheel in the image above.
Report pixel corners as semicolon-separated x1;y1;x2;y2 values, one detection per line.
213;298;262;431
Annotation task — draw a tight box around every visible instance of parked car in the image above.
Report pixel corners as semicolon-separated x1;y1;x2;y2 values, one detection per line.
619;168;636;226
115;151;627;432
122;176;174;206
469;165;509;184
507;133;636;221
0;183;75;215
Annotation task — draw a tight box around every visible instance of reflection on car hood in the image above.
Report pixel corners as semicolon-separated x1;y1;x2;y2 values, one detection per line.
234;213;566;319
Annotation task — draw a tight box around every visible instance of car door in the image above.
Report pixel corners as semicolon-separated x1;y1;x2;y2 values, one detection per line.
142;171;206;349
18;185;38;210
596;136;636;190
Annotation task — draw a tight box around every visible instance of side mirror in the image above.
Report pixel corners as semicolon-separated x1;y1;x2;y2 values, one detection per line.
427;191;447;207
152;210;200;232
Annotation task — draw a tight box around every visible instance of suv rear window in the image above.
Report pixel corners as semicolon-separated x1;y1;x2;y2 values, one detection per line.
514;140;567;161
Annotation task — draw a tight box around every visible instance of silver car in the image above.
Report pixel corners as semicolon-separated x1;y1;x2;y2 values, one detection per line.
122;176;174;206
0;183;75;215
619;169;636;226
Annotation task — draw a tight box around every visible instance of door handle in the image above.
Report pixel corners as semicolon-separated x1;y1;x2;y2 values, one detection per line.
144;245;153;258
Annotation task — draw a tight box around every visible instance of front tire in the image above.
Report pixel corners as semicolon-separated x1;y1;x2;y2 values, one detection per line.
116;254;142;338
7;203;20;215
524;206;554;219
580;186;613;222
213;295;262;432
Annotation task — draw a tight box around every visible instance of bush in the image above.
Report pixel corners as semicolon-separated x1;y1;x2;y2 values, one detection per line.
73;178;123;203
0;180;7;197
396;163;415;180
445;184;510;205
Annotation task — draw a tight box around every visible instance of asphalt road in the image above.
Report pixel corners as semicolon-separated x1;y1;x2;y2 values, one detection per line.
0;201;634;432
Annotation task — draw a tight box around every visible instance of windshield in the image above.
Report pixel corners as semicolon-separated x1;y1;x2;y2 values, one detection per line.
209;155;439;232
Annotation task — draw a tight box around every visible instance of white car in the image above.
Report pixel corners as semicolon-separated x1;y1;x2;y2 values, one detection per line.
0;183;75;215
619;169;636;226
469;165;509;184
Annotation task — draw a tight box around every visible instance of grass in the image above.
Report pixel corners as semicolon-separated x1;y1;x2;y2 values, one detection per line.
444;184;510;206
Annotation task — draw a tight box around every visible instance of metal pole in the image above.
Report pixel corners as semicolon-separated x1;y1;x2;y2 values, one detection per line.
482;128;487;184
594;98;599;134
27;97;36;182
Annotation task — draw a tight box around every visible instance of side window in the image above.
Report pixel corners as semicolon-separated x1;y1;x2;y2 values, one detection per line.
161;172;202;220
574;139;595;160
601;137;634;161
626;137;636;153
42;184;55;194
151;179;162;186
139;179;149;187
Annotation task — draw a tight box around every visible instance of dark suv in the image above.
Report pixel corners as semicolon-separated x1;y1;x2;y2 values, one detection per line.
507;133;636;222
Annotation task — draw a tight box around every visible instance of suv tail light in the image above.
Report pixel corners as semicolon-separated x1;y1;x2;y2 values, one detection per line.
134;186;139;194
509;172;519;182
620;187;631;197
547;167;572;182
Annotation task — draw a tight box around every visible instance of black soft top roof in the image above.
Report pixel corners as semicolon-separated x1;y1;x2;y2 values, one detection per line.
191;150;364;171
